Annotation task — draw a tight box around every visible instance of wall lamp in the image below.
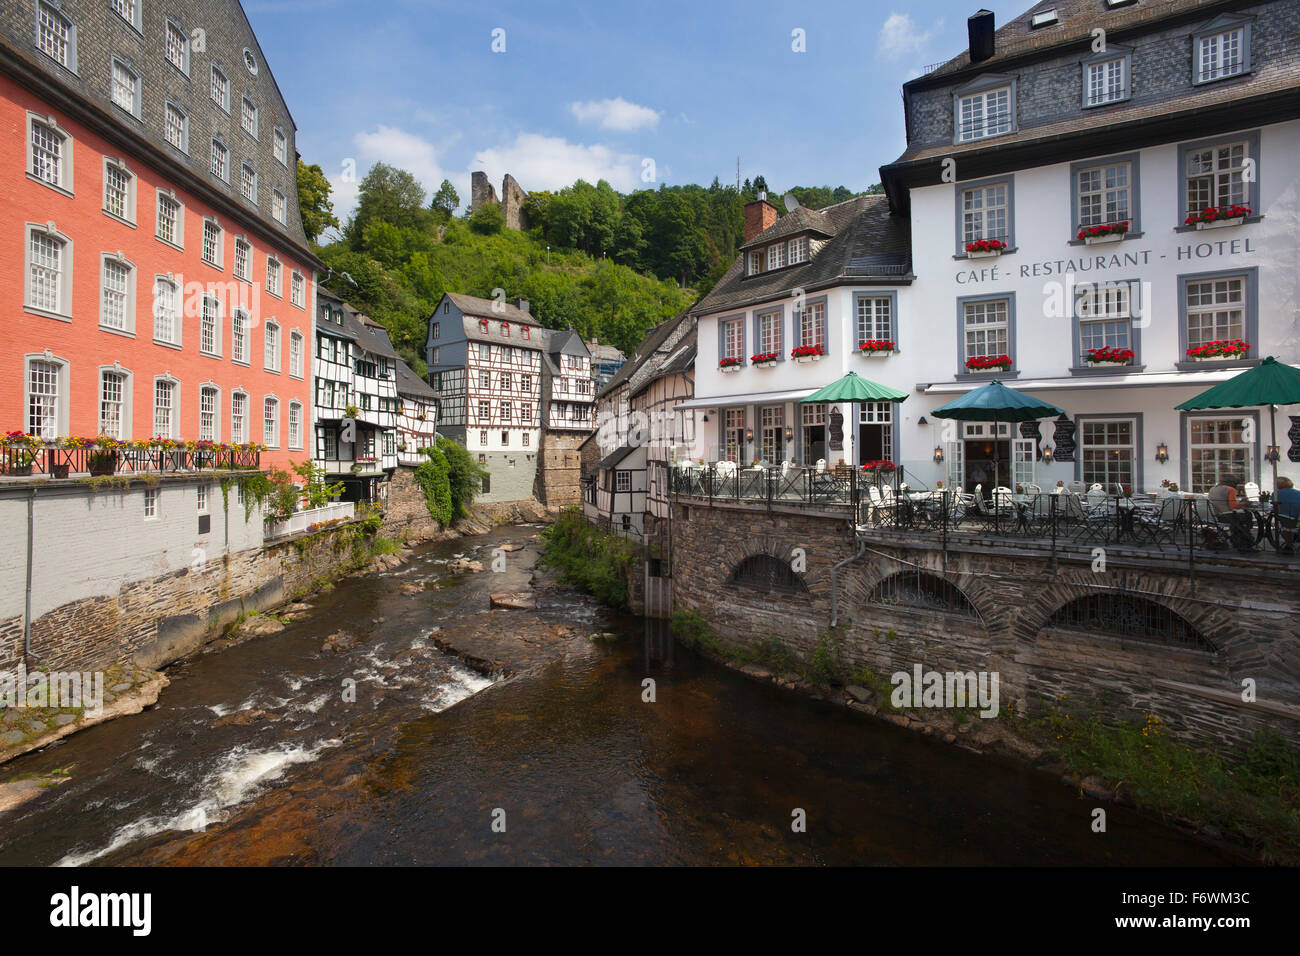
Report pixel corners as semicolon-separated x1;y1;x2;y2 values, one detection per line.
784;426;794;441
1155;442;1169;464
1266;445;1281;464
933;445;944;464
1042;446;1054;464
745;427;754;443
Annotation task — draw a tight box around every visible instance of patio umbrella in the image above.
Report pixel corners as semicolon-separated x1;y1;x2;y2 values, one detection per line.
929;380;1064;492
1174;356;1300;490
800;371;907;469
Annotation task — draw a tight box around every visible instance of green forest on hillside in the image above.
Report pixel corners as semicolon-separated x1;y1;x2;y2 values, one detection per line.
297;160;878;376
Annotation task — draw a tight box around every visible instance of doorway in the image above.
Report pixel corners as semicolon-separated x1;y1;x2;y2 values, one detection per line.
962;422;1011;491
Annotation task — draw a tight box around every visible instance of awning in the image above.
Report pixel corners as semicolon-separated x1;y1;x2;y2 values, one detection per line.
675;387;819;410
920;368;1246;395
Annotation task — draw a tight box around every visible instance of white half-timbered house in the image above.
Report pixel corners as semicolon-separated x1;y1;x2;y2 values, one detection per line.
394;360;438;466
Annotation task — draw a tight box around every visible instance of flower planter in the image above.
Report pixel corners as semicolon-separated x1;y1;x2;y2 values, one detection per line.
1191;353;1247;362
966;248;1001;259
1086;360;1132;368
1084;233;1124;245
719;364;742;374
50;464;70;478
794;354;823;364
9;465;33;477
1196;217;1244;230
858;350;895;359
88;454;116;477
753;360;777;369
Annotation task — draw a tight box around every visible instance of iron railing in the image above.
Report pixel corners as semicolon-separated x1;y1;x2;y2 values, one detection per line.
1;445;261;477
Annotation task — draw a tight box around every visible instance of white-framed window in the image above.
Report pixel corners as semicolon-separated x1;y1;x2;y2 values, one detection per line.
1076;161;1130;229
615;470;631;493
856;296;893;344
957;86;1011;142
272;189;287;224
26;357;64;439
788;236;808;264
99;254;134;333
1185;275;1246;350
99;369;127;439
240;97;258;138
721;316;743;361
383;430;395;457
197;483;209;514
240;163;257;204
500;430;509;445
165;19;189;75
110;58;140;117
264;321;281;371
758;310;782;355
232;309;249;363
263;396;279;447
200;294;221;356
961;182;1009;244
1196;26;1247;84
520;374;531;391
210;64;229;111
25;225;71;317
766;242;786;270
273;127;287;166
155;190;183;247
103;159;136;223
1084;57;1126;107
760;405;785;462
501;401;512;422
153;378;177;438
199;385;219;441
1185;141;1248;219
164;102;187;152
36;2;75;70
266;256;282;296
1188;417;1251;492
799;301;825;350
231;391;248;443
111;0;140;30
478;399;490;421
964;299;1011;362
290;271;305;307
1077;281;1133;360
289;330;303;378
143;488;158;520
233;237;252;280
1080;419;1135;489
288;401;302;450
28;114;72;193
202;218;222;267
479;429;488;446
153;275;180;345
723;407;745;463
210;138;228;182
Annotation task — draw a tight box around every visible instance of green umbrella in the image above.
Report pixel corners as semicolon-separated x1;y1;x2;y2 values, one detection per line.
800;371;906;471
1175;356;1300;490
930;380;1064;495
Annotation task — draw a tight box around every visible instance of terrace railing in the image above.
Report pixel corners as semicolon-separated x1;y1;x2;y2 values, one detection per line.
1;443;261;478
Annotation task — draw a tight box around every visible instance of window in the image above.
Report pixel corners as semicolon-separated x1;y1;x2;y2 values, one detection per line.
859;402;894;463
501;430;509;445
264;321;280;371
748;250;763;276
100;255;133;333
1183;138;1253;220
961;296;1013;371
231;392;248;443
798;301;825;351
501;372;512;389
521;374;531;391
290;331;303;377
263;397;279;447
1195;22;1249;84
36;2;74;70
202;219;222;267
26;226;68;316
501;401;512;422
143;488;158;520
1188;417;1252;492
856;295;893;345
1080;419;1136;490
480;430;488;446
240;163;257;203
480;371;490;389
27;359;62;439
29;116;70;192
288;402;302;450
99;370;126;439
431;322;440;340
273;127;287;166
233;238;251;280
723;408;745;462
320;426;337;461
788;236;808;264
197;484;208;513
727;554;809;594
199;385;218;441
272;189;286;224
766;242;786;270
111;0;139;29
200;294;220;355
720;316;744;362
1084;57;1127;107
956;84;1012;142
153;276;179;344
154;379;177;438
1075;159;1133;231
431;346;440;365
501;322;510;337
240;97;258;138
266;257;282;295
757;309;782;356
164;102;187;152
243;48;258;75
103;160;135;223
960;180;1010;248
760;406;784;462
383;430;394;457
1183;273;1249;355
522;432;530;448
1076;281;1136;364
210;139;228;182
111;58;140;117
210;65;229;111
615;470;631;492
291;272;305;308
165;20;188;74
478;399;490;421
155;192;182;248
521;326;530;341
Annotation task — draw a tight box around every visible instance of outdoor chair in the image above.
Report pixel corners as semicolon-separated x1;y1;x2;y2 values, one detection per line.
1244;481;1262;503
1067;481;1086;494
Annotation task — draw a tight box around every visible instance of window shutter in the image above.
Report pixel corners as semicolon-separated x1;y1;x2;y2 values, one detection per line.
777;309;786;361
752;312;760;360
820;305;829;355
717;319;725;362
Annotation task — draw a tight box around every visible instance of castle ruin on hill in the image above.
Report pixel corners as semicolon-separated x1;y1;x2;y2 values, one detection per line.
470;172;529;231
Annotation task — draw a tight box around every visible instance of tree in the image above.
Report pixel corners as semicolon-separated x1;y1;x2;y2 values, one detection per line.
431;179;460;220
296;160;339;242
468;202;504;235
438;437;489;519
345;162;428;244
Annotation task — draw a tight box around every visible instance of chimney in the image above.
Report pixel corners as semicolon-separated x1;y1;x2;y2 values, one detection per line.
513;297;530;314
968;9;995;62
744;195;779;243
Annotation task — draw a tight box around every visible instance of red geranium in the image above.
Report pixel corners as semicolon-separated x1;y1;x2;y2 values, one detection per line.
1076;220;1129;240
1086;346;1135;364
790;344;825;358
750;352;779;363
857;339;896;353
1184;204;1252;226
965;354;1012;371
1186;339;1249;358
719;356;743;368
965;239;1007;253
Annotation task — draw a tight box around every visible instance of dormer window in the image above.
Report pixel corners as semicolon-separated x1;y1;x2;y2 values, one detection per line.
788;236;808;265
522;326;530;340
1194;17;1251;85
766;243;786;270
501;322;510;337
747;250;763;276
479;319;489;334
1030;10;1057;28
954;76;1015;144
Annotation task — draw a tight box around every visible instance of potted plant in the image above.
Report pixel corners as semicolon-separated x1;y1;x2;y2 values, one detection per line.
1186;204;1252;230
88;435;120;476
719;356;743;373
52;435;89;477
345;403;361;418
791;344;825;363
1077;221;1129;244
857;339;896;357
3;431;40;476
1015;484;1025;495
1186;339;1249;361
965;354;1012;372
965;238;1007;258
1085;346;1136;366
751;352;779;368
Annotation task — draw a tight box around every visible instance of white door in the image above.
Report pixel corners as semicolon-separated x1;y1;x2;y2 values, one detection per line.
945;441;964;491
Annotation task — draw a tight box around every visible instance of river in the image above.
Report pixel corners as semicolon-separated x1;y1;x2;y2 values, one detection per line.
0;524;1239;866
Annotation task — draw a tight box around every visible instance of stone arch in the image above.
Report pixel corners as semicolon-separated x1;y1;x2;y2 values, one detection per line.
866;569;982;620
842;550;998;624
1042;593;1217;652
726;553;809;594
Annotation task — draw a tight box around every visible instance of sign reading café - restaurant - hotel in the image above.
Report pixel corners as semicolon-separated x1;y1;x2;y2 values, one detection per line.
955;237;1258;284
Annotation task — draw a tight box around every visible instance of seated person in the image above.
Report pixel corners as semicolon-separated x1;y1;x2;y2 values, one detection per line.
1273;476;1300;554
1208;474;1255;551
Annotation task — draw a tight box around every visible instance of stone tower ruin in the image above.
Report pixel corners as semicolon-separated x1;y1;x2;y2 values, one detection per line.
469;171;529;231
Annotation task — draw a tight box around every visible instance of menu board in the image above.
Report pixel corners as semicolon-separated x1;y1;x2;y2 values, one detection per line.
1289;416;1300;463
829;407;844;452
1051;414;1076;462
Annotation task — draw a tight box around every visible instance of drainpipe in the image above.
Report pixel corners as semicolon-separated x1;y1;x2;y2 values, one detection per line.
830;531;867;629
24;486;41;660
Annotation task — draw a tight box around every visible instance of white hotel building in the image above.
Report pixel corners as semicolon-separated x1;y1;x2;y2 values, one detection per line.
687;0;1300;495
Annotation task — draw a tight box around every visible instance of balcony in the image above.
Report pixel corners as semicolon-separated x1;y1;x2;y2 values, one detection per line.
1;441;261;480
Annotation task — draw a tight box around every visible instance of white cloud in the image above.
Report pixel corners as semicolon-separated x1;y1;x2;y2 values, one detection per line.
327;125;465;225
473;133;642;193
878;12;940;60
569;97;661;132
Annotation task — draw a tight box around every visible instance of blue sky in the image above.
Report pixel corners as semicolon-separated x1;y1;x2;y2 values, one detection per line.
243;0;1033;231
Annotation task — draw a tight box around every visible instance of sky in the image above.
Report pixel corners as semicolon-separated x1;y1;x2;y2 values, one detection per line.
242;0;1035;231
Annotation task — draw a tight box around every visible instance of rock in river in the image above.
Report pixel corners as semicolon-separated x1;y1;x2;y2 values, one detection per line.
490;592;537;610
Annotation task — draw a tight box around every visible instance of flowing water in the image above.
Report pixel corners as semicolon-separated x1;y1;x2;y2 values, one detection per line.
0;525;1240;866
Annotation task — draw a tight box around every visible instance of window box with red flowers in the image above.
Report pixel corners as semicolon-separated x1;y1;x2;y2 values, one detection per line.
791;344;825;364
1187;339;1250;361
965;239;1007;259
860;460;896;476
719;356;743;373
1085;346;1136;366
1187;204;1252;230
857;339;896;358
1077;221;1129;245
965;354;1012;372
751;352;779;368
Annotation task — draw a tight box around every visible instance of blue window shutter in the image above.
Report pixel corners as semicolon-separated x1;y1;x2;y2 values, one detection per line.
717;319;725;363
752;312;760;360
820;304;829;355
778;309;786;361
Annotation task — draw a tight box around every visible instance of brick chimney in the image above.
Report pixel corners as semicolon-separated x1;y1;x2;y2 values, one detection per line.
968;9;995;63
744;193;779;243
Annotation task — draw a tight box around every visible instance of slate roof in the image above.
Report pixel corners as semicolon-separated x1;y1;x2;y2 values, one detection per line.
598;445;642;471
445;293;542;326
629;340;695;401
394;359;436;399
738;204;836;251
599;310;694;396
318;291;398;358
691;194;911;317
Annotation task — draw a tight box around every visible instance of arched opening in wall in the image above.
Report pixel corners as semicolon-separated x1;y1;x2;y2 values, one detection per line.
727;554;809;594
1046;595;1215;652
868;570;981;619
